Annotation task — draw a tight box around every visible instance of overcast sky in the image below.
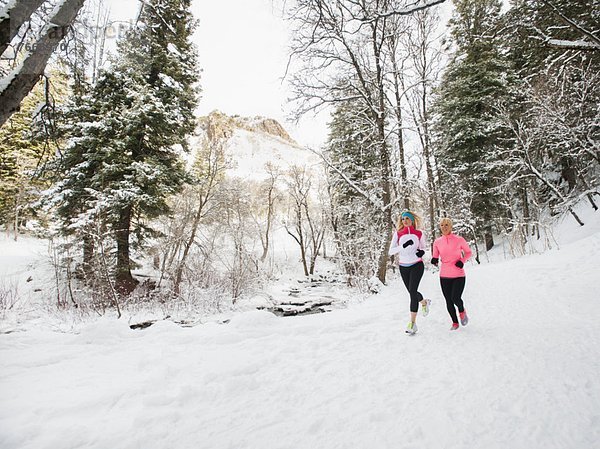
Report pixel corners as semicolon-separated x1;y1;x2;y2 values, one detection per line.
104;0;329;147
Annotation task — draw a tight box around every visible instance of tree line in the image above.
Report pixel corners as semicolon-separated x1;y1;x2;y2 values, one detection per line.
0;0;598;313
285;0;599;285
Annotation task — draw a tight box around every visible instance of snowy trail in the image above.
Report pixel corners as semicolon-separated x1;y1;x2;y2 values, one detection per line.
1;232;600;449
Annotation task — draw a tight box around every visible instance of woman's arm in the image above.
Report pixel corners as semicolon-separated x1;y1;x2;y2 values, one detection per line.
418;233;427;251
432;239;440;259
388;232;401;256
460;237;473;262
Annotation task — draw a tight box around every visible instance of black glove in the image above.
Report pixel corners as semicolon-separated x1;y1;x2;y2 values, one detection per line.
455;260;464;268
416;249;424;257
431;257;439;266
402;239;414;248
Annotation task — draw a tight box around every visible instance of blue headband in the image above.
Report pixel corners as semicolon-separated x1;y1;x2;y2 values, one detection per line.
401;212;415;222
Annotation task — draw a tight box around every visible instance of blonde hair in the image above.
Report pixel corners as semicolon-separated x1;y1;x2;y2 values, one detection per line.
439;217;453;228
396;211;422;230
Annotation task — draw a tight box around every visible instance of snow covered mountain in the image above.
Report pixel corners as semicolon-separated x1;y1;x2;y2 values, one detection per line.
195;110;322;181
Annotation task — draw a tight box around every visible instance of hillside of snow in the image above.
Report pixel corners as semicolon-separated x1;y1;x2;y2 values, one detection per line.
1;204;599;449
194;110;323;182
225;127;322;181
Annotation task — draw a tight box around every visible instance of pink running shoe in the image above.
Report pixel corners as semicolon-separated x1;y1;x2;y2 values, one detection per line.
459;310;469;326
450;323;459;331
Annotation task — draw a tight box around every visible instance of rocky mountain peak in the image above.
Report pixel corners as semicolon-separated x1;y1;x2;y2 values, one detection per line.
198;110;297;145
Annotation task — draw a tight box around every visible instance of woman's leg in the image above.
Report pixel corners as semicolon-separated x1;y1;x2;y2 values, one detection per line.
451;277;466;313
399;265;415;323
399;265;412;292
440;277;459;324
408;262;424;315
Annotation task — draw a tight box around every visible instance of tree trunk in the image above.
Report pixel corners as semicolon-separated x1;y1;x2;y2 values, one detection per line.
309;228;325;275
470;227;480;264
300;239;308;277
387;36;410;210
421;89;438;243
484;231;494;251
173;197;205;295
115;205;137;296
371;19;393;285
82;233;94;278
0;0;46;56
260;182;275;262
522;186;530;236
0;0;85;127
577;171;598;211
298;216;309;277
13;182;21;241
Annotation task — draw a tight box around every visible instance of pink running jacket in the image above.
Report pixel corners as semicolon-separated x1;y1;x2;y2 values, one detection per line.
432;233;473;278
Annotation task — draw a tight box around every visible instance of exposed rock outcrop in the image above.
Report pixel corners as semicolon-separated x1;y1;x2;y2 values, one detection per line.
198;110;297;145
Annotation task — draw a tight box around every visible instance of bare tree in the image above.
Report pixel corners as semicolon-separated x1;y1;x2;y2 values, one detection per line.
404;8;444;241
284;165;326;276
384;15;412;210
286;0;402;283
257;163;282;263
172;138;228;295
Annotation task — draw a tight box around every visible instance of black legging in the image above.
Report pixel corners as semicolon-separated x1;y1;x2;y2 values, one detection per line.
399;261;424;313
440;277;466;324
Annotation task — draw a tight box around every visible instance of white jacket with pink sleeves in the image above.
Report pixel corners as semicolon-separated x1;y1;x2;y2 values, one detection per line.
388;226;427;266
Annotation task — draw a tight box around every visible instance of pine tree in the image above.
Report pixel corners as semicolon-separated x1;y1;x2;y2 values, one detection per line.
44;74;128;275
498;0;600;226
432;0;516;249
326;100;388;286
48;0;200;295
0;76;64;237
503;0;599;79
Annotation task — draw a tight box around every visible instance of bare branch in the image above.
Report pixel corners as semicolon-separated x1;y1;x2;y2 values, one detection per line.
360;0;447;22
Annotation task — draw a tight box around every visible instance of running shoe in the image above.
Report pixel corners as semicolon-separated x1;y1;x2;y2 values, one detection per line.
450;323;459;331
421;299;431;317
459;310;469;326
406;322;418;335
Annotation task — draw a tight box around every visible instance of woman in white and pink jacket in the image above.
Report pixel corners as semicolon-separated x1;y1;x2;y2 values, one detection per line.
431;217;473;330
388;211;431;335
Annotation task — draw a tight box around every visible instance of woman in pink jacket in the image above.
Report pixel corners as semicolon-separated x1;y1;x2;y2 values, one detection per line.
388;211;431;335
431;217;473;330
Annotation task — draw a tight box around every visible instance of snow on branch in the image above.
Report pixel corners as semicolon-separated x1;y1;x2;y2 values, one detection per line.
533;25;600;52
539;0;600;50
360;0;447;22
0;0;46;56
546;38;600;51
303;145;403;214
0;0;86;127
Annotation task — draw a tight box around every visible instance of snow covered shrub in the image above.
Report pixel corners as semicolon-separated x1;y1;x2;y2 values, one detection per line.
329;198;387;290
176;283;231;316
0;280;20;319
46;235;124;317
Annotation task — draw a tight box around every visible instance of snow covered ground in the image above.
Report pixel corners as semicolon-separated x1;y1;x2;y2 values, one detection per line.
1;206;599;449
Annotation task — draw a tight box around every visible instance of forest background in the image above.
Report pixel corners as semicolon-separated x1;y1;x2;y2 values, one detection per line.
0;0;598;318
